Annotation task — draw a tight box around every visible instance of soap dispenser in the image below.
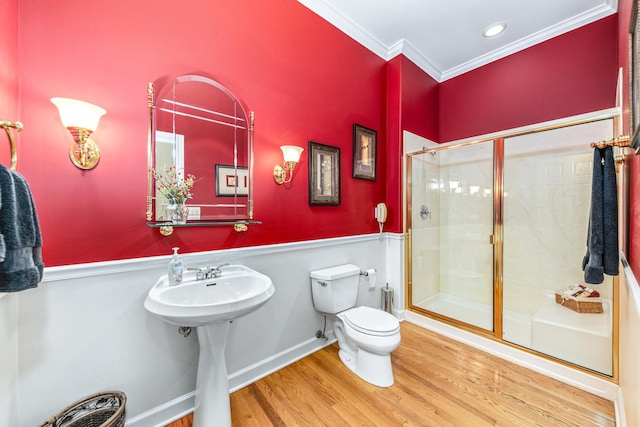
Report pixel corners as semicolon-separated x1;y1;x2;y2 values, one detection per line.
168;247;184;286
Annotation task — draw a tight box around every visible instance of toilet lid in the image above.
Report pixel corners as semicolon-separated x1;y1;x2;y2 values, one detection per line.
343;306;400;336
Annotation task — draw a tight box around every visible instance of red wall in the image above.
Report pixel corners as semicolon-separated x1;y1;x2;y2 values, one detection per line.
400;57;440;142
16;0;387;266
0;0;19;168
8;1;624;267
619;0;640;274
439;15;619;142
385;56;439;231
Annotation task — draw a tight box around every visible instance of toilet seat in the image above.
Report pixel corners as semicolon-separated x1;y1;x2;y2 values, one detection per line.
342;306;399;337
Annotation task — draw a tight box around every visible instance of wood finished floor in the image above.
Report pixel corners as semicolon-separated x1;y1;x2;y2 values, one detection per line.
166;321;615;426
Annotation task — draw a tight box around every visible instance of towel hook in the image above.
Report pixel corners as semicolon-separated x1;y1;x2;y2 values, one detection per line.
0;120;23;170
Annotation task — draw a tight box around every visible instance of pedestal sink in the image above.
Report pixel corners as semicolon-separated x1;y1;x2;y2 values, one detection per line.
144;264;275;427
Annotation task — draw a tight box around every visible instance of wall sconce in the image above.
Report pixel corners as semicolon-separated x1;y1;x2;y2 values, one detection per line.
273;145;304;184
51;97;106;170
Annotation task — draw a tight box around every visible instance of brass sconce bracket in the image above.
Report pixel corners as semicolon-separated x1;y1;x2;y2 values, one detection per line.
273;164;287;184
68;130;100;169
273;161;297;185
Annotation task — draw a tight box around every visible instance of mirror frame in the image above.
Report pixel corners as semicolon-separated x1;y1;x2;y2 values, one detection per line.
146;75;255;229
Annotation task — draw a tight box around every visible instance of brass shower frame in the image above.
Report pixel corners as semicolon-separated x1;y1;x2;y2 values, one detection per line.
405;111;625;383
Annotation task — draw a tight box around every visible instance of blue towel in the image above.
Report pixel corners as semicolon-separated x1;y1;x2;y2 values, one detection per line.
0;164;43;292
582;146;618;284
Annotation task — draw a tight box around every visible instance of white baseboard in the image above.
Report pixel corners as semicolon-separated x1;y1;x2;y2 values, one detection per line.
615;386;627;427
229;332;336;392
125;392;195;427
125;332;336;426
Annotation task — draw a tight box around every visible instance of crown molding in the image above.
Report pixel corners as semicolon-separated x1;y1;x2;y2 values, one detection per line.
388;39;443;82
299;0;618;83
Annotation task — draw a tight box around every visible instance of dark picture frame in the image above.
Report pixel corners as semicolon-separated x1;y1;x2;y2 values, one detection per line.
308;141;340;206
352;124;377;180
215;164;248;197
630;0;640;153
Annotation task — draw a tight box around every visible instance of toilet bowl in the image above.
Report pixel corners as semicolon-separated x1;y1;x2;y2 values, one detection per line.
310;264;401;387
334;306;400;387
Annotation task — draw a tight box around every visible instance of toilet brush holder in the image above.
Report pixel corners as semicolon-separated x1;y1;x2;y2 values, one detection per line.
381;283;394;314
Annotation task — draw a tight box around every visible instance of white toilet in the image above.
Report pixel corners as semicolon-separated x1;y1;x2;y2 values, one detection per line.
310;264;401;387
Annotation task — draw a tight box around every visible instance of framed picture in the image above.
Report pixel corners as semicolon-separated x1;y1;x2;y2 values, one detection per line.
308;141;340;206
352;124;377;180
215;164;248;197
631;0;640;153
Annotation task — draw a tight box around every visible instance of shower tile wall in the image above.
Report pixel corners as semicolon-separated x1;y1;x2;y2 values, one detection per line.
503;122;615;317
411;154;440;304
502;120;614;374
438;146;493;307
411;143;494;331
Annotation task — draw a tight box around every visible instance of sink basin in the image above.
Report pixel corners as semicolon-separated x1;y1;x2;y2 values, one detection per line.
144;264;275;327
144;264;274;427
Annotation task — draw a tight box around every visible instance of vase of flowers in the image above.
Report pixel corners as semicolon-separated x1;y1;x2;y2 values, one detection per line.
152;166;197;224
165;202;189;224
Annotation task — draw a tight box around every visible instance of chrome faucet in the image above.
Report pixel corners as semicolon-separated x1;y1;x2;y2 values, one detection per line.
191;263;230;280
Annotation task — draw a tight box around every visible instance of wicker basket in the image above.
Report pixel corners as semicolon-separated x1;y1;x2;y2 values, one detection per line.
555;292;603;313
39;391;126;427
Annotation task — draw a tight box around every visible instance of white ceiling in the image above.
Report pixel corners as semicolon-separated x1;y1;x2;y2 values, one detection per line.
298;0;618;82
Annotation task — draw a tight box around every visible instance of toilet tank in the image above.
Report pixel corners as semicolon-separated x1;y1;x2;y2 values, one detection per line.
310;264;361;314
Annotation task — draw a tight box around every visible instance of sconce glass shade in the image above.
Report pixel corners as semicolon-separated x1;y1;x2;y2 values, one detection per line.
274;145;304;185
280;145;304;163
51;97;106;170
51;98;106;131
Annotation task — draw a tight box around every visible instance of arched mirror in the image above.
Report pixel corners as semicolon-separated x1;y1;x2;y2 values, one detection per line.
146;74;256;233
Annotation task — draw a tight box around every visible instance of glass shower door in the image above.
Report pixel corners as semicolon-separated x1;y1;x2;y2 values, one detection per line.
410;142;495;331
502;120;614;375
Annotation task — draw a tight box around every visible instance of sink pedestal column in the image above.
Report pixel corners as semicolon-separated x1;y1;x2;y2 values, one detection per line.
193;321;232;427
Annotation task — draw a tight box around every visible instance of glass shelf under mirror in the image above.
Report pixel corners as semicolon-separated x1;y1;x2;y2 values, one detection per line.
147;220;262;236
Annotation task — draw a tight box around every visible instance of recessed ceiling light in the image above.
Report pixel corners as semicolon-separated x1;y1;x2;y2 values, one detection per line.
483;23;507;38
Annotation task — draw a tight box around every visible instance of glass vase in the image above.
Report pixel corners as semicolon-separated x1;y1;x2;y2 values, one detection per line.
166;202;189;224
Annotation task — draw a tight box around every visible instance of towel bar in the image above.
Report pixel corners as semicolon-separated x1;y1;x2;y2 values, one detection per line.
589;134;630;149
0;120;23;170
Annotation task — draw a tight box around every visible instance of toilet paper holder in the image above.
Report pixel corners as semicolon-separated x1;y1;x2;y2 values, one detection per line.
360;268;377;290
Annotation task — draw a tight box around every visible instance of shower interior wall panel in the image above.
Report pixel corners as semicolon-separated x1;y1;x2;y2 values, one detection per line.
411;154;441;304
411;142;495;332
502;119;614;375
503;121;615;315
437;145;494;307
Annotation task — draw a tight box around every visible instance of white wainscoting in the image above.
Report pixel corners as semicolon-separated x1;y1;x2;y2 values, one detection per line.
6;233;404;427
0;293;19;427
620;256;640;427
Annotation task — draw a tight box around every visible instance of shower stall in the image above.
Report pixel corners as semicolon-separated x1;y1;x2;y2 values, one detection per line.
407;117;619;377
